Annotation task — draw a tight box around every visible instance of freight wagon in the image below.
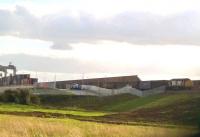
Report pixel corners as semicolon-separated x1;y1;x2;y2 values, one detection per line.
139;80;168;90
168;78;193;90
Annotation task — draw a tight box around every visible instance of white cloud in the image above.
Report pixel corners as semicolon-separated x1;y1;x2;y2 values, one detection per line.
1;2;200;81
2;0;200;17
0;6;200;50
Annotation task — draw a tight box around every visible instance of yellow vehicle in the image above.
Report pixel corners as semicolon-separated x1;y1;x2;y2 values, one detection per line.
168;78;193;90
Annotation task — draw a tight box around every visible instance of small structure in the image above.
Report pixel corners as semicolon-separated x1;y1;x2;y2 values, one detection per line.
168;78;193;90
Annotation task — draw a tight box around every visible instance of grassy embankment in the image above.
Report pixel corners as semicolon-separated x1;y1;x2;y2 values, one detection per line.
0;91;200;126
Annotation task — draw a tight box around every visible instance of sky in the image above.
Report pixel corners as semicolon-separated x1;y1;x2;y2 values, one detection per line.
0;0;200;81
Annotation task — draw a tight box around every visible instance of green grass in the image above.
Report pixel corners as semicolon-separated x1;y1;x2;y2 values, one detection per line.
38;91;200;113
1;92;199;116
101;92;200;126
103;95;161;112
0;103;107;117
39;93;138;111
141;93;196;109
103;92;200;112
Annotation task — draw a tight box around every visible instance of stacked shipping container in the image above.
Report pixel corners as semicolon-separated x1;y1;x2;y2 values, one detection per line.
0;74;38;86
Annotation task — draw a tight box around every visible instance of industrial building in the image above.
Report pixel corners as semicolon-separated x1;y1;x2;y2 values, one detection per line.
0;63;16;77
0;64;38;86
39;75;141;89
0;74;38;86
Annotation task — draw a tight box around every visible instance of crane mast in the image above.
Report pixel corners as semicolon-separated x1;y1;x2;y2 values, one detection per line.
0;63;17;78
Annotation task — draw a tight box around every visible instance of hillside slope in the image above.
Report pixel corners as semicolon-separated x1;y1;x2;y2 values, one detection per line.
40;91;200;126
0;90;200;126
102;92;200;126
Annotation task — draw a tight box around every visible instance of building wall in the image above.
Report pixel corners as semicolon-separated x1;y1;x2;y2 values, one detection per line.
38;75;141;89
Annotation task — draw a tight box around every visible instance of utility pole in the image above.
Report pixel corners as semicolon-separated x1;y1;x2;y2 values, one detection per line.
82;73;84;85
54;74;57;89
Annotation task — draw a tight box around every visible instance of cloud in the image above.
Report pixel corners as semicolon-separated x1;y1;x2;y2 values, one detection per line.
0;54;151;75
0;54;108;73
0;6;200;50
51;42;72;50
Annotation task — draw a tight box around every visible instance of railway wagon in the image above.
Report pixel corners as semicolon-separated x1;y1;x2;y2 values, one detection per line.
139;80;168;90
168;78;193;90
192;80;200;90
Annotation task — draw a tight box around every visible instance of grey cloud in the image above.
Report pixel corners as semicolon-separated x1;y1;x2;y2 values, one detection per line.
0;6;200;49
0;54;151;75
51;42;73;50
0;54;118;73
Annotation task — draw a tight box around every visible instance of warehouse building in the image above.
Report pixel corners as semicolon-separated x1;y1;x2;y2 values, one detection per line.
39;75;141;89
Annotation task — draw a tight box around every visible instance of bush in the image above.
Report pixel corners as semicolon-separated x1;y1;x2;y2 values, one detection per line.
18;89;31;104
0;89;40;105
30;95;40;105
2;89;20;103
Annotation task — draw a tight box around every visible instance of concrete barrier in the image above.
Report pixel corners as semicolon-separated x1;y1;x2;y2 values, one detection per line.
81;85;166;97
142;86;166;96
81;85;143;96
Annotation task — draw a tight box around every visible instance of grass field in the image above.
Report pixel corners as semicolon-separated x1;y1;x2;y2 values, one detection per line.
0;114;198;137
103;92;200;111
39;93;138;111
0;90;200;137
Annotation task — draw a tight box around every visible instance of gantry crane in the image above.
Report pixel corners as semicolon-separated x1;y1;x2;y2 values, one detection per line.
0;63;17;78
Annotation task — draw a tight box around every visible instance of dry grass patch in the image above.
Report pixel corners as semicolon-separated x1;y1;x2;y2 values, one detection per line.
0;114;197;137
